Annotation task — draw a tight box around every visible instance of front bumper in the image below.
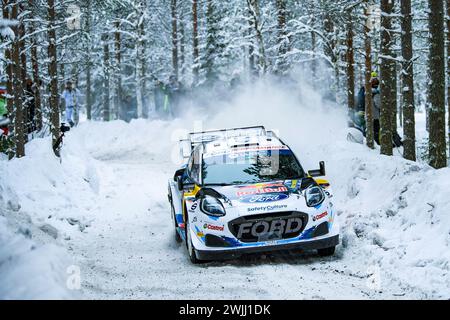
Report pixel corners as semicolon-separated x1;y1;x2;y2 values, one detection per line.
195;234;339;260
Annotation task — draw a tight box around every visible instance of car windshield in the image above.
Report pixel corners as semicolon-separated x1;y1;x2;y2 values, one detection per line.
202;148;305;185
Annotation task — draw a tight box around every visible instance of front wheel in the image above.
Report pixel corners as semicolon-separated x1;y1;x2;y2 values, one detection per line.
171;205;182;243
317;246;336;257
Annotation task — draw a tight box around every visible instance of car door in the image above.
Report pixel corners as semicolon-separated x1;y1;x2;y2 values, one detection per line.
170;148;198;222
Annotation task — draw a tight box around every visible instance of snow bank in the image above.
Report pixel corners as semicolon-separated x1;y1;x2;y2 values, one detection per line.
0;214;74;299
0;134;98;300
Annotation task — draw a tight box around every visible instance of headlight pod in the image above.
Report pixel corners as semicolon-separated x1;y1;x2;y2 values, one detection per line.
200;195;226;217
305;185;325;207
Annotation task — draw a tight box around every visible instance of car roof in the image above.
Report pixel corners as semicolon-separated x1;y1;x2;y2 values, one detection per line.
201;135;289;158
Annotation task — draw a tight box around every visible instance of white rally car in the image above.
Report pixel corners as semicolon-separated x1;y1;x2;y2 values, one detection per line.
168;126;339;263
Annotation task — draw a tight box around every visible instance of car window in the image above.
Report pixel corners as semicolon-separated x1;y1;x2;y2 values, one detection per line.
187;151;194;173
190;148;201;183
202;149;305;185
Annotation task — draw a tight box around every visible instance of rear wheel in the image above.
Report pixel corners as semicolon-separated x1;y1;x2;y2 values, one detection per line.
169;190;182;244
317;246;336;257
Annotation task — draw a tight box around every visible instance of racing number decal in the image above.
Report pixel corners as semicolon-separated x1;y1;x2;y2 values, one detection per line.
181;185;201;227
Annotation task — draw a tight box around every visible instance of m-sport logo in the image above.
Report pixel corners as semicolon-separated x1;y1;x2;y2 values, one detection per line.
239;193;289;203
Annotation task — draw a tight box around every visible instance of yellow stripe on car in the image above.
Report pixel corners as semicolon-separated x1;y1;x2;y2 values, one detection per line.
182;185;201;223
315;179;330;188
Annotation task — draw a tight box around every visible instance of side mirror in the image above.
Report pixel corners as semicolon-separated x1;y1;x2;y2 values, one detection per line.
173;168;185;181
308;161;326;177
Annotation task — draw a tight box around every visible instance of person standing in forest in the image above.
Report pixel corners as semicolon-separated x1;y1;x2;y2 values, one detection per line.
353;75;380;139
162;75;179;118
370;77;381;145
0;86;7;118
154;79;165;116
354;75;402;147
24;79;36;134
60;81;81;127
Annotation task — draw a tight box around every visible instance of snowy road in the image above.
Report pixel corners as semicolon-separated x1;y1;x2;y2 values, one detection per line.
66;149;423;299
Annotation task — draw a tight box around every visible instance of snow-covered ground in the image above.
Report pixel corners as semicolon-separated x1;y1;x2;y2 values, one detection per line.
1;82;449;299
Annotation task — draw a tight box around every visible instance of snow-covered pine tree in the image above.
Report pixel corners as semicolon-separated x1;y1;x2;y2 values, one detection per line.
427;0;447;168
47;0;60;152
400;0;416;161
364;0;375;149
379;0;395;156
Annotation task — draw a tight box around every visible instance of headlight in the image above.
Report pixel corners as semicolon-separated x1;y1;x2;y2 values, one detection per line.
305;185;325;207
200;196;226;217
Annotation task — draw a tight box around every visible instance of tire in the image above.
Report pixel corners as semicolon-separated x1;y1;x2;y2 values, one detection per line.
171;204;182;243
317;246;336;257
169;188;182;244
185;213;200;264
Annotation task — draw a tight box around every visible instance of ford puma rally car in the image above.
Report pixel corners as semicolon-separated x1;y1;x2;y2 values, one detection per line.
167;126;339;263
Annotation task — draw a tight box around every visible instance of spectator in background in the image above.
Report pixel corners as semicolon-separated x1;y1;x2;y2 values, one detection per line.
154;79;165;117
0;86;7;117
24;79;36;134
60;81;81;127
166;75;180;117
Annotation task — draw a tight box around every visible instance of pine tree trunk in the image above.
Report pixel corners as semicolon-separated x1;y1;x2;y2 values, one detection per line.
205;0;215;81
114;20;122;120
446;0;450;157
60;63;65;118
19;3;28;136
275;0;288;75
401;0;416;161
247;0;266;74
428;0;447;168
11;2;25;157
323;12;334;62
179;18;186;81
19;10;27;85
346;12;355;113
102;32;110;121
192;0;199;85
29;0;42;132
139;20;147;118
398;63;403;127
391;64;398;134
71;66;80;125
311;18;316;81
171;0;179;80
85;0;92;120
47;0;60;152
2;0;13;116
379;0;395;156
247;11;256;77
2;1;14;159
135;1;145;118
364;3;374;149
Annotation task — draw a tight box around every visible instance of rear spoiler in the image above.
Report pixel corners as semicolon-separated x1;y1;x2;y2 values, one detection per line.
179;125;280;158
